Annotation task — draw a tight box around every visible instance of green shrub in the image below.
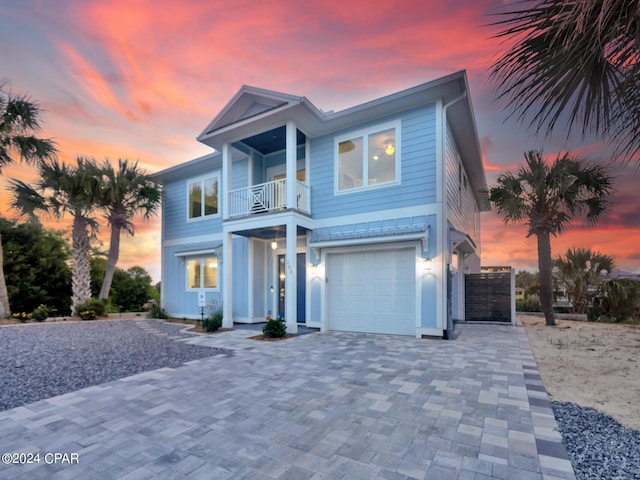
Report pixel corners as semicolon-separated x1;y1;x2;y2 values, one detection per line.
75;298;106;317
79;309;97;320
516;295;542;312
263;316;286;338
146;301;169;319
31;305;49;322
11;312;31;322
201;310;223;333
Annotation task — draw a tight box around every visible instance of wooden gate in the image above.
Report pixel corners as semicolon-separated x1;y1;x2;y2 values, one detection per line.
465;271;513;322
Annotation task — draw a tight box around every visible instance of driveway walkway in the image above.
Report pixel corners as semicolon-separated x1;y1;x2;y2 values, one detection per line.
0;323;575;479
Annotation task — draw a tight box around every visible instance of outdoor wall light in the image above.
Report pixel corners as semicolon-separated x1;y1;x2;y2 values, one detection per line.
423;258;432;272
311;264;319;276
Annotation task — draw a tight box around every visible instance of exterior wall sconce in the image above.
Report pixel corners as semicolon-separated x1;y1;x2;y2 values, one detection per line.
311;264;319;276
423;258;432;272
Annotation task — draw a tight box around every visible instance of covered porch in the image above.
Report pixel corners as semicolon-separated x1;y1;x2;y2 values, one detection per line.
221;215;314;334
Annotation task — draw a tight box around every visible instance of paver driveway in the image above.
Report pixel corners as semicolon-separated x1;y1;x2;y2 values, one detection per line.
0;322;575;479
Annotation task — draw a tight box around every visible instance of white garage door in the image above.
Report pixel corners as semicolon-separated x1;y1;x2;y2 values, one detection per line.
327;247;416;335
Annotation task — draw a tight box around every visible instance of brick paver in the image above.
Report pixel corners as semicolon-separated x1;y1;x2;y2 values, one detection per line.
0;322;575;479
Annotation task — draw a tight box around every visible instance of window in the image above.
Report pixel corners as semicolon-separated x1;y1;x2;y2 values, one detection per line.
187;257;218;290
188;175;219;219
336;122;399;192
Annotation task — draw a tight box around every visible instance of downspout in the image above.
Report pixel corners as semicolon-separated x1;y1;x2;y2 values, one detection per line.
440;89;467;340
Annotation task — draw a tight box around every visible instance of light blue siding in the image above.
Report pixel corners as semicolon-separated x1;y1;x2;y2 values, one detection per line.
162;178;222;242
161;243;222;318
231;157;249;190
311;105;437;219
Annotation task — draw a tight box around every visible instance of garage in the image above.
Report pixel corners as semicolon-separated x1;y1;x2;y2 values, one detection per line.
326;246;416;336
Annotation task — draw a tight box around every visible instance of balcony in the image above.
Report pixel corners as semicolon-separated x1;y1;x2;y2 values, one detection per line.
228;179;310;218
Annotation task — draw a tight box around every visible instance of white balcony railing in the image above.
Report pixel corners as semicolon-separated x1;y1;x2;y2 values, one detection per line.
228;179;310;218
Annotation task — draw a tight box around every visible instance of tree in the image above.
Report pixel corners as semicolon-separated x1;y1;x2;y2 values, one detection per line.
489;150;613;326
0;218;71;314
111;266;159;312
554;248;614;314
0;84;56;318
10;158;101;314
516;270;539;296
94;159;161;300
490;0;640;161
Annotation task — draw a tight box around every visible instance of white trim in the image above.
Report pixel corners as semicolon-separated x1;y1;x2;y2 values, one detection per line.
313;204;438;229
310;232;428;249
334;120;401;195
248;238;255;320
435;98;445;330
163;233;223;247
186;172;221;222
174;248;219;257
185;256;220;292
416;327;444;338
223;210;314;233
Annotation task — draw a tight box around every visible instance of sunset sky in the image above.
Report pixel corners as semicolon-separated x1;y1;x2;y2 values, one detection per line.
1;0;639;282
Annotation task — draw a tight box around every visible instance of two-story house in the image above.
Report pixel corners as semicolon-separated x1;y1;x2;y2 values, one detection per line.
154;70;489;338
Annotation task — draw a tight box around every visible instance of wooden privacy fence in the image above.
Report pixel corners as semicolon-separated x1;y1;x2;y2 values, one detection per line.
465;271;513;322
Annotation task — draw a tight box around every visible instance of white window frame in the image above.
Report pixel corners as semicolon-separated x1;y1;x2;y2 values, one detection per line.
186;173;220;222
186;256;219;291
334;120;401;195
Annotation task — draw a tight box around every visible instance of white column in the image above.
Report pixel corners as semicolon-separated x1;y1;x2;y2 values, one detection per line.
285;220;298;333
286;121;297;209
222;143;231;219
222;231;233;328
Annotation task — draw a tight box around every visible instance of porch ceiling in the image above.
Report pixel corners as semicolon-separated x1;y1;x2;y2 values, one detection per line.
232;224;309;240
241;126;306;155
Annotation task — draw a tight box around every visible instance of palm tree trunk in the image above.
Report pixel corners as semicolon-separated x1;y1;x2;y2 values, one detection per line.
537;231;556;326
71;216;92;315
99;223;121;300
0;235;11;318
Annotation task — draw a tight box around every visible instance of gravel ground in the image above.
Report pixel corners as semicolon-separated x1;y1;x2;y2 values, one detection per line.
0;319;230;411
552;401;640;480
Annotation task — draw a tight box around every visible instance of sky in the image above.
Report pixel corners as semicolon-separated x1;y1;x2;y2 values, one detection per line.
1;0;639;282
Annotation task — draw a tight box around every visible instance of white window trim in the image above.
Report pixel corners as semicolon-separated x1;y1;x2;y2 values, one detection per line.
334;120;401;195
333;119;402;195
186;172;221;222
185;256;220;291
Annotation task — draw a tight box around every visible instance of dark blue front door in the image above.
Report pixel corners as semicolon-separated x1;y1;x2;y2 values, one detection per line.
278;253;306;323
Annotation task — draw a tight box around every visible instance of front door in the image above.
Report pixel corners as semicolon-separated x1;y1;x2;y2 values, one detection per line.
278;253;306;323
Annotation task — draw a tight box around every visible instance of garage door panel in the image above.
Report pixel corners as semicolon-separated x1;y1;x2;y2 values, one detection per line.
327;247;416;336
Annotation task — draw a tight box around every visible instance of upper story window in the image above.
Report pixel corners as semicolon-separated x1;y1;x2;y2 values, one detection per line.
188;175;219;220
335;121;400;193
187;257;218;290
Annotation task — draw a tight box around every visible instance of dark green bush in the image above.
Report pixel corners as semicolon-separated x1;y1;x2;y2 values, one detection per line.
31;305;49;322
263;317;286;338
75;298;106;317
201;310;223;333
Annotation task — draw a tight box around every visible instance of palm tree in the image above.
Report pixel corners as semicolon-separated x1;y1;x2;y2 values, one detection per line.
490;0;640;161
94;159;161;300
555;248;614;314
10;158;100;315
489;150;613;326
0;84;56;318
